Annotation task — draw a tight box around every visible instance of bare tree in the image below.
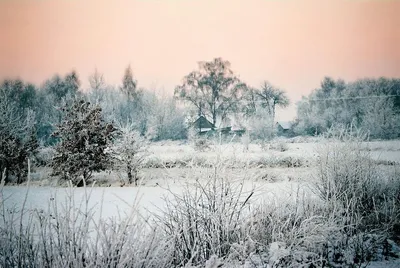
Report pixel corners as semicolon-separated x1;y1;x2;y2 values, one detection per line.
258;81;289;123
88;68;105;92
0;89;38;183
146;95;187;141
174;58;247;127
242;81;289;138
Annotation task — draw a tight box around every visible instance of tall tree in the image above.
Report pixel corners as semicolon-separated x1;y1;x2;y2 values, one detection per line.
64;70;80;94
249;81;289;128
174;57;247;127
120;65;138;101
44;71;80;99
0;88;38;183
88;68;105;92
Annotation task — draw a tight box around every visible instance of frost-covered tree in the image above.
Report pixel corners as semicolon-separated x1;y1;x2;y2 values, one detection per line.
0;89;38;184
43;71;80;100
111;126;148;186
51;99;116;186
174;58;247;126
247;81;289;128
87;69;108;105
147;95;187;141
245;108;274;141
241;82;289;140
120;65;139;101
294;77;400;138
89;68;105;92
36;71;81;144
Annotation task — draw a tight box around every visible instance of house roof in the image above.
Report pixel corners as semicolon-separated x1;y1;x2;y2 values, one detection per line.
192;116;214;129
276;121;292;130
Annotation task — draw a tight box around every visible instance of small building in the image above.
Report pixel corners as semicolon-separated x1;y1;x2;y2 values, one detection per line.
192;114;247;136
276;121;293;136
192;115;215;134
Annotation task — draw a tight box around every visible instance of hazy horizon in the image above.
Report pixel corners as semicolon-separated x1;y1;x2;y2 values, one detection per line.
1;0;400;120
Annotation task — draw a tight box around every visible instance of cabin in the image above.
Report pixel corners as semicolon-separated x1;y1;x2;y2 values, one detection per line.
191;115;248;138
192;115;215;134
276;121;293;136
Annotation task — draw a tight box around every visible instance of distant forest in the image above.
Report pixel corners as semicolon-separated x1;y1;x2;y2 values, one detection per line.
1;58;399;147
294;77;400;139
1;58;400;185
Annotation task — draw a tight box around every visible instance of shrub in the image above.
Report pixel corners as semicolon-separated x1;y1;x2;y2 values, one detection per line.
270;141;289;152
313;129;400;236
154;165;254;266
51;99;116;186
2;137;400;267
193;138;212;152
35;146;56;166
0;133;37;184
0;176;173;267
111;126;148;185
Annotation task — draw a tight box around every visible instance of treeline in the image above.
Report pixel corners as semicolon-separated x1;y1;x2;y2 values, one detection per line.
0;67;187;146
0;58;293;185
0;66;187;185
294;77;400;139
1;58;291;148
1;58;400;185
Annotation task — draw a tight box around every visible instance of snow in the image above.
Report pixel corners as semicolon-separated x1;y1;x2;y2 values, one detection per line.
2;138;400;267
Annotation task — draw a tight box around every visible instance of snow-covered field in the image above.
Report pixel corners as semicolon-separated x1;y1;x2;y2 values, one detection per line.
3;139;400;214
1;139;400;267
147;139;400;164
2;170;313;224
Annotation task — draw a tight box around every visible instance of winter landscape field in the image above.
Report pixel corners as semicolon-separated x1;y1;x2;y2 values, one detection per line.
2;1;400;265
2;136;400;267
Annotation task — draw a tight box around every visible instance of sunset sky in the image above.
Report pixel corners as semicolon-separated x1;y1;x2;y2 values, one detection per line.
1;0;399;120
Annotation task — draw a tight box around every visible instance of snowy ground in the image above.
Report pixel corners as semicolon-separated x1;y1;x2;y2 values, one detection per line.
1;138;400;267
2;173;313;224
147;139;400;164
4;139;399;216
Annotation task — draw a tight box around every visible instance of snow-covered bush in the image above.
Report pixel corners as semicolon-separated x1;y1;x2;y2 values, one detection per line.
35;146;56;166
0;179;173;267
246;109;275;142
155;165;255;266
111;126;148;185
51;99;116;186
270;141;289;152
193;138;212;152
314;129;400;234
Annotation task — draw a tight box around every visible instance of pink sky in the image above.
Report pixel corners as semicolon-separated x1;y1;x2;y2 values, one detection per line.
1;0;399;120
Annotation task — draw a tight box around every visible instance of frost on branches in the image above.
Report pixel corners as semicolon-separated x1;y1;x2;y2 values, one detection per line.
111;126;148;186
51;99;116;186
0;92;38;184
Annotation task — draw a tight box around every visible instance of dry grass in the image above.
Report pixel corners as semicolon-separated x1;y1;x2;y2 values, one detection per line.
1;134;400;267
153;164;255;266
0;167;173;268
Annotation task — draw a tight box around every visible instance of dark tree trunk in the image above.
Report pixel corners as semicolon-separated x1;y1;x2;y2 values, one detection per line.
76;178;84;187
77;170;91;187
212;111;216;129
272;102;276;134
127;166;133;184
